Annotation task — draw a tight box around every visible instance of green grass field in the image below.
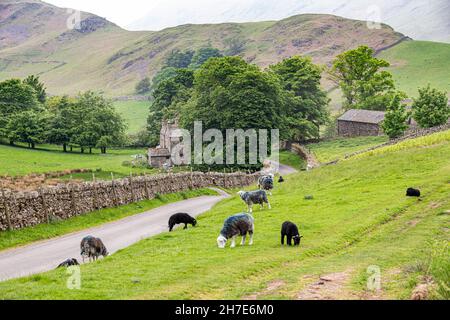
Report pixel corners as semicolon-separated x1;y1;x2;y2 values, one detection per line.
0;188;217;251
113;100;150;134
308;136;388;163
275;151;306;170
0;131;448;299
380;41;450;97
0;144;153;177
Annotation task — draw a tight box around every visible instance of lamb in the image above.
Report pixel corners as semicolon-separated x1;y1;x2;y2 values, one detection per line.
238;190;271;213
406;188;421;197
278;176;285;183
57;258;79;268
258;174;274;195
281;221;303;246
217;213;254;249
80;236;109;262
168;213;197;232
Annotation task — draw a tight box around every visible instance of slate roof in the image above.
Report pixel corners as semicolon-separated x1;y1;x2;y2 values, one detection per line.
338;109;386;124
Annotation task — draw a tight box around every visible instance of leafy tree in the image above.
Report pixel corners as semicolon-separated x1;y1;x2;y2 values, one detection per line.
46;96;75;152
382;93;409;139
23;75;46;103
147;69;195;146
0;79;40;144
135;77;151;95
413;85;449;128
71;92;126;153
6;110;48;148
330;46;395;111
270;56;329;140
166;49;195;68
189;47;223;69
151;67;178;89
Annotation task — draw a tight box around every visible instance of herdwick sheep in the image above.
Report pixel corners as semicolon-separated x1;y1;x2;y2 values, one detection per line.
80;236;109;262
406;188;421;197
57;258;79;268
168;213;197;232
258;174;274;195
281;221;303;246
217;213;254;249
238;190;271;213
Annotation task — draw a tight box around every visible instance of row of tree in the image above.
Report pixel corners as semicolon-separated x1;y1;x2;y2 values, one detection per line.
147;54;330;152
0;77;126;153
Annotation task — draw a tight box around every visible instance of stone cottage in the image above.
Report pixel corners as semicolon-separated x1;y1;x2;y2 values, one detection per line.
337;109;386;137
148;120;188;168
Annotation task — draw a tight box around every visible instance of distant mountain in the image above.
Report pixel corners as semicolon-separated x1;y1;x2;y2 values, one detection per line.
0;0;410;97
129;0;450;43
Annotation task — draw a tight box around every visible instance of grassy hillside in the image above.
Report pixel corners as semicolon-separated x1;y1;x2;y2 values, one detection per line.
379;41;450;97
0;131;448;299
309;136;388;163
0;1;405;96
113;100;150;134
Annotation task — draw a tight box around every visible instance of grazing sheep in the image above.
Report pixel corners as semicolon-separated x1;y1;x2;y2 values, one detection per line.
281;221;303;246
238;190;271;213
278;176;285;183
258;174;274;195
80;236;109;262
168;213;197;232
217;213;254;249
57;258;79;268
407;188;421;197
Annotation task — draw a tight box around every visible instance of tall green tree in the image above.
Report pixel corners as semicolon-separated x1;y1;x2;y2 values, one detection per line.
413;85;449;128
270;56;329;140
382;92;409;139
330;46;396;111
189;47;223;69
71;92;126;153
166;49;195;68
147;69;195;146
0;79;40;144
46;96;75;152
23;75;46;103
6;110;48;148
135;77;151;95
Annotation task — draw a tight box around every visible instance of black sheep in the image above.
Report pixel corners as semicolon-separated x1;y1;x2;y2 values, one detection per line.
169;213;197;232
281;221;303;246
406;188;421;197
57;258;79;268
80;236;109;262
278;176;285;183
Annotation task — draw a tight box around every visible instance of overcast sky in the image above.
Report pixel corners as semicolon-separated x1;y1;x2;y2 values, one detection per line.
44;0;163;27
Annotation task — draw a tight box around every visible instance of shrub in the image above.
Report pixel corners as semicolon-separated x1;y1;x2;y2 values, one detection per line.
413;85;449;128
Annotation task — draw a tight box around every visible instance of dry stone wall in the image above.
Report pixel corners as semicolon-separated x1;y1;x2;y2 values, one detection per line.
0;172;258;231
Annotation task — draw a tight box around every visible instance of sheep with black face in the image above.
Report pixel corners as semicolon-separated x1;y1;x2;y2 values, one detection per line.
238;190;271;213
217;213;254;249
168;213;197;232
281;221;303;246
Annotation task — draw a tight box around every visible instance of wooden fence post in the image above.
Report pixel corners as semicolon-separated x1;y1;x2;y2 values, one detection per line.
0;187;12;231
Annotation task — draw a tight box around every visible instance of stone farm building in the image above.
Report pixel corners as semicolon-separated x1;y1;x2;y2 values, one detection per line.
337;109;386;137
148;120;188;168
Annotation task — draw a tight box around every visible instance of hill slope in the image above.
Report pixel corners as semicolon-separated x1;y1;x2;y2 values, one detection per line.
0;0;406;96
130;0;450;43
0;131;448;299
380;41;450;97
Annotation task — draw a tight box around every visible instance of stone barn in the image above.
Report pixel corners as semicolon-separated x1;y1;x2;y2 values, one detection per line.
337;109;386;137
